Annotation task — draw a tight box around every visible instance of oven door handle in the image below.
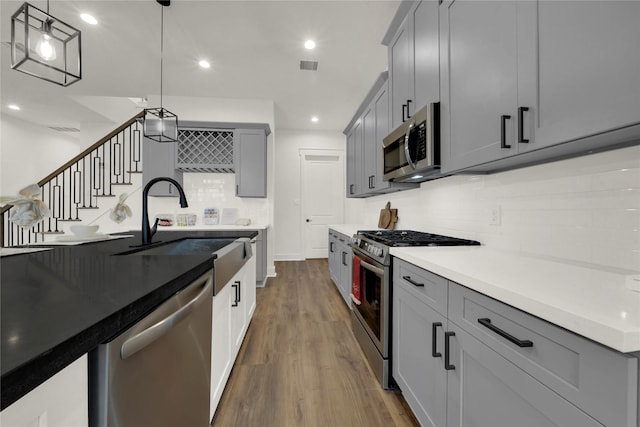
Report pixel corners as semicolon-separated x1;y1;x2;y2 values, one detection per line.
359;258;385;276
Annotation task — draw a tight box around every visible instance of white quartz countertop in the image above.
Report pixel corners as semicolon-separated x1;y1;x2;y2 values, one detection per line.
390;246;640;353
328;224;377;238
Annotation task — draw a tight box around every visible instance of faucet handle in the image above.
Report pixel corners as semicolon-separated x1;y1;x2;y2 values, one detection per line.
151;217;160;237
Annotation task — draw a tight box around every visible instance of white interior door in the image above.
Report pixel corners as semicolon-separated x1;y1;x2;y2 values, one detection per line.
301;150;344;259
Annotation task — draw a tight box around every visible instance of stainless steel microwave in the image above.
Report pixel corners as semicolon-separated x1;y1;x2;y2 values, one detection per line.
382;103;440;183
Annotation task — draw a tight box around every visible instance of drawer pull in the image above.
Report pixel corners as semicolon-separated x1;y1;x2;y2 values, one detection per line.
432;322;442;358
444;331;455;370
478;318;533;348
402;275;424;287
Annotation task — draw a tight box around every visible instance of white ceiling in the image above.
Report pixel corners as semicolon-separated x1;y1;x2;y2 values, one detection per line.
0;0;399;133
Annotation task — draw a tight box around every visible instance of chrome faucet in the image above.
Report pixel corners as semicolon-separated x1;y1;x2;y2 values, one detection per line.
141;177;188;245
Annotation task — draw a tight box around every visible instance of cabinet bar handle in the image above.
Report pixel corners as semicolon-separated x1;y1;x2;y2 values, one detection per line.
478;318;533;348
432;322;442;358
518;107;529;143
329;242;334;253
402;275;424;287
349;183;355;195
501;115;511;148
402;103;407;122
406;99;412;119
444;331;455;370
231;282;240;307
342;251;348;266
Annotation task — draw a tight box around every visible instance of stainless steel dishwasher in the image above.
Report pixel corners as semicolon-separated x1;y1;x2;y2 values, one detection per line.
89;270;213;427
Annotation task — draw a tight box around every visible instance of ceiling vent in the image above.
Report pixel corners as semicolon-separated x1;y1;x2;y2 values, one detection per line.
300;60;318;71
49;126;80;132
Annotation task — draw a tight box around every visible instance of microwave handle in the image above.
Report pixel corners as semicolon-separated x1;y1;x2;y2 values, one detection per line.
403;120;417;169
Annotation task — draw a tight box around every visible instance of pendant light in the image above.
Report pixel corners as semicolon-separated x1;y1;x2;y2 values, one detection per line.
143;0;178;143
11;1;82;86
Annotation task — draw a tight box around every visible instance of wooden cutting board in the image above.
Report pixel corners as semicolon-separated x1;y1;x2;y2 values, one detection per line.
378;202;398;229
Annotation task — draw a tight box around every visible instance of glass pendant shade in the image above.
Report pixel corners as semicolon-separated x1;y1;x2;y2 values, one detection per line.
11;2;81;87
143;108;178;143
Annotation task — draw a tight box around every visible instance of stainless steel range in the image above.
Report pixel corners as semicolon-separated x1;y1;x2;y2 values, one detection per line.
350;230;480;389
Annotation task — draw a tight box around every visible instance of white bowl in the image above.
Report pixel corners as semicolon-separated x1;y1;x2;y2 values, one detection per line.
70;225;99;236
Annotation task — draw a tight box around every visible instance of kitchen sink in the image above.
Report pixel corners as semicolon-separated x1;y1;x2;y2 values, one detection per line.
116;237;252;295
116;238;237;256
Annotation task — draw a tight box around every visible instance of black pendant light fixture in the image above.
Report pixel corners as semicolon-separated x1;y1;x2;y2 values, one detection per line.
10;1;82;86
143;0;178;143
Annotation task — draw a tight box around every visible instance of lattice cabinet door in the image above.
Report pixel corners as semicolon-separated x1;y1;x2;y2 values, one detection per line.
176;128;235;173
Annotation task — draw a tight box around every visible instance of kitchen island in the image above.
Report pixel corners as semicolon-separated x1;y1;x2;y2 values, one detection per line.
0;229;257;411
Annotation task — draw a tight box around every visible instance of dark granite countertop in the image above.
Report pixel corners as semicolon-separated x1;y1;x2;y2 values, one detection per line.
0;229;257;410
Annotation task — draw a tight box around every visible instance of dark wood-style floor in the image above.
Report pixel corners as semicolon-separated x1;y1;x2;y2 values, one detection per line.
212;259;419;427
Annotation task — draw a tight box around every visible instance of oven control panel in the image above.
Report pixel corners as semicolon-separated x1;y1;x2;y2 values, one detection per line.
352;237;386;259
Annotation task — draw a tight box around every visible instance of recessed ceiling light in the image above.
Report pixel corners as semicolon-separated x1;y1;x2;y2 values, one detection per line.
198;60;211;69
8;104;20;111
304;40;316;50
311;116;319;123
80;13;98;25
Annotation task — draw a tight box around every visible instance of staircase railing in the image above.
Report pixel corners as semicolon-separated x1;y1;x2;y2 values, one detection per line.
1;112;144;247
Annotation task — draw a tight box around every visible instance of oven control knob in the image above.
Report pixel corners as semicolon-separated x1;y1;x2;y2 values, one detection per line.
376;248;383;257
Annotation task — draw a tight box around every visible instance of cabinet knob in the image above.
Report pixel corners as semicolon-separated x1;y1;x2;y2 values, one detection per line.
306;219;311;222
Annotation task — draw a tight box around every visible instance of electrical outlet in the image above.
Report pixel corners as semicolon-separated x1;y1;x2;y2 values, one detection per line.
490;205;501;226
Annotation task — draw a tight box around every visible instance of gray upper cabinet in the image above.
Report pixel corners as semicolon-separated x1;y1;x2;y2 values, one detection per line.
440;0;640;174
389;22;412;130
142;137;184;197
233;128;267;198
519;1;640;152
385;0;440;130
345;119;363;197
439;0;520;173
344;73;417;198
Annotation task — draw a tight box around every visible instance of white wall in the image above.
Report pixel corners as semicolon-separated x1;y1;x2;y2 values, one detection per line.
274;129;346;260
347;145;640;272
1;112;142;197
1;114;81;196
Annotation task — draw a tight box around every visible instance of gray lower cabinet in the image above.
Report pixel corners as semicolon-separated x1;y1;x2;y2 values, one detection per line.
393;276;447;427
233;129;267;198
254;229;267;286
446;325;602;427
328;229;352;306
142;137;184;197
392;258;639;427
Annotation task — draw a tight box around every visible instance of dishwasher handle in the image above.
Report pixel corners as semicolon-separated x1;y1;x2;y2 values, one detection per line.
120;273;212;360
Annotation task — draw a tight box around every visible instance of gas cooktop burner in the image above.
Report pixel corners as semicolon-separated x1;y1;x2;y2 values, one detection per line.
357;230;480;247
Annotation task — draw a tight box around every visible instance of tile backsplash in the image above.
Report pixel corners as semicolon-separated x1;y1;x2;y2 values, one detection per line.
150;173;270;225
350;145;640;272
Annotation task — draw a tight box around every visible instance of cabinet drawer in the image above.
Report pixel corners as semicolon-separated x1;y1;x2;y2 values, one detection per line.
393;259;448;316
448;282;638;427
